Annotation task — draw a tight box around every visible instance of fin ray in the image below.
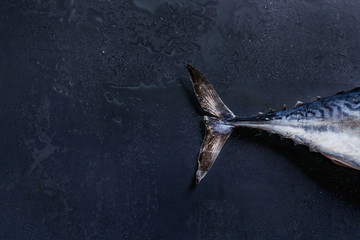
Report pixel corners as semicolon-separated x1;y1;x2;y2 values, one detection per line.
187;65;235;118
196;117;233;183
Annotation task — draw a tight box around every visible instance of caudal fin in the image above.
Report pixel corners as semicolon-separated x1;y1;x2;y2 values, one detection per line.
187;65;235;118
187;65;235;184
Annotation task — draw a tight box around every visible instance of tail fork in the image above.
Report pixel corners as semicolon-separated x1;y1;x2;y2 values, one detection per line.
187;65;235;184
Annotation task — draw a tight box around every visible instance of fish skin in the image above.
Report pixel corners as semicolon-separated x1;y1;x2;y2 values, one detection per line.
187;64;360;183
230;87;360;170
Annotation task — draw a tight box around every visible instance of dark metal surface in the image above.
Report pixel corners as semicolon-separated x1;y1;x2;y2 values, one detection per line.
2;1;360;239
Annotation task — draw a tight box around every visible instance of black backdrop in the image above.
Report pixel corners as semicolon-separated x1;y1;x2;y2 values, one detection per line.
2;1;360;239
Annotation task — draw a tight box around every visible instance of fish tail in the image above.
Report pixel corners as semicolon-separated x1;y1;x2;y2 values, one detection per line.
187;65;235;184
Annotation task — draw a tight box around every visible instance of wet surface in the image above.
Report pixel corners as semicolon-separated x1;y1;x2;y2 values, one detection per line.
2;0;360;239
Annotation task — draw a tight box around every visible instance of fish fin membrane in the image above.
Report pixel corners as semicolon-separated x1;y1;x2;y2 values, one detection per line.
187;64;235;118
195;116;233;184
187;65;236;184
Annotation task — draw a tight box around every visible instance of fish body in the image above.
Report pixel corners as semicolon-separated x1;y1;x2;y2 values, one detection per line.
187;65;360;183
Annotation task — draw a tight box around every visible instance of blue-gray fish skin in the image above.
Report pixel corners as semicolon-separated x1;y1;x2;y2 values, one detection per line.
231;87;360;170
187;64;360;183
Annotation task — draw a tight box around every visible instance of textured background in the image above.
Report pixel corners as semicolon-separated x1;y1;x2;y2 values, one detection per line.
2;0;360;239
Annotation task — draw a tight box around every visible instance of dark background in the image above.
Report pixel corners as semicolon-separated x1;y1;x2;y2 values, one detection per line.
2;0;360;239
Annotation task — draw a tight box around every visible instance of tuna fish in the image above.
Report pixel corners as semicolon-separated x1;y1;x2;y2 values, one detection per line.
187;65;360;184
